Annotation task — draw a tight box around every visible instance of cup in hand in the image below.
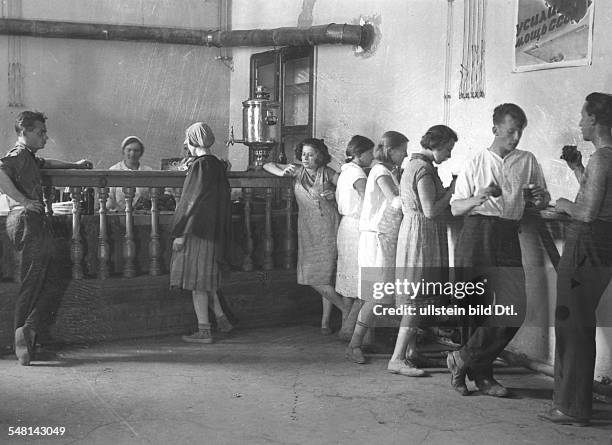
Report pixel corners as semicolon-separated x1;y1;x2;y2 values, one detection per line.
560;145;579;164
523;184;535;201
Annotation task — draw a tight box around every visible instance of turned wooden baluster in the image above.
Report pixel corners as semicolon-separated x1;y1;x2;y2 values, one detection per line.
43;186;54;216
123;187;136;278
263;187;274;270
282;186;296;269
242;187;254;271
149;187;162;276
174;187;182;203
98;187;110;279
70;187;84;279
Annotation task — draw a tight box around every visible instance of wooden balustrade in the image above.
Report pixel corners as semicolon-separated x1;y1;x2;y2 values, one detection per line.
40;170;296;280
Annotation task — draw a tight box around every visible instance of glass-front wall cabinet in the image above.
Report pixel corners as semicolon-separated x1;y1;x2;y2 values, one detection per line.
250;47;314;165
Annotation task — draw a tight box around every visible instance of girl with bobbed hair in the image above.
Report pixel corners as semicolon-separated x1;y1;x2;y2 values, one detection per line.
264;138;347;330
346;130;408;364
388;124;458;376
335;135;375;340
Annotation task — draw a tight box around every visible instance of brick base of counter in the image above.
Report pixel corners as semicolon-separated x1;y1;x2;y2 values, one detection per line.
0;270;322;353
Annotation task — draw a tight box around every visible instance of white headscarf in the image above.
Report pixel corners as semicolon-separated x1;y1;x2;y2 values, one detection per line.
185;122;215;149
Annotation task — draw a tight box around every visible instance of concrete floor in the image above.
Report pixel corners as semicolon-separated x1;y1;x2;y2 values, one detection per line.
0;326;611;445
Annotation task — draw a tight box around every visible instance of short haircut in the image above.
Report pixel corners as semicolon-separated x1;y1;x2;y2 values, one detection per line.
492;103;527;128
15;110;47;134
374;131;408;163
345;135;374;162
420;125;458;151
585;92;612;127
295;138;332;167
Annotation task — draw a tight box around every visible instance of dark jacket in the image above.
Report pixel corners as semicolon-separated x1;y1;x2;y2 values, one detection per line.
170;155;232;267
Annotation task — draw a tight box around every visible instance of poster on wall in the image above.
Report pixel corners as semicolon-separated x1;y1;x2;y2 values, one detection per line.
513;0;594;72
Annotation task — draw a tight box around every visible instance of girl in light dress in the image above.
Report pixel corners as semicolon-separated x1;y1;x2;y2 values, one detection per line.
346;131;408;364
334;136;375;340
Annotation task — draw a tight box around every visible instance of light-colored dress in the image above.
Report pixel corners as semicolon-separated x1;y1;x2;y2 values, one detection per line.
396;153;449;307
294;165;340;285
358;163;400;303
108;160;154;211
335;162;367;298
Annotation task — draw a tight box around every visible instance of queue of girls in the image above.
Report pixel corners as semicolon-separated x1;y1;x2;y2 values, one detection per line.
264;126;457;379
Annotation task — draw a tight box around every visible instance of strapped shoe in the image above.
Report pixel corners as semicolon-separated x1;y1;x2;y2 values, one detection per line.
475;377;509;397
345;346;366;364
182;329;213;344
538;408;589;427
387;359;427;377
446;351;469;395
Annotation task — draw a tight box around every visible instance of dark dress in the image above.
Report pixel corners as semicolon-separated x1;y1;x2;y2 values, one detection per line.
170;155;231;292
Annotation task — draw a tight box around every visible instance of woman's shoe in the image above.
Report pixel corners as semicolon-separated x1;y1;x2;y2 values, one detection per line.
446;351;469;395
387;359;427;377
14;327;30;366
345;346;366;364
182;329;213;344
216;315;234;333
320;326;333;336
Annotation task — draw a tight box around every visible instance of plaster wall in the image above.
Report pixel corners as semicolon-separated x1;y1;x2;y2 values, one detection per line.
0;0;230;168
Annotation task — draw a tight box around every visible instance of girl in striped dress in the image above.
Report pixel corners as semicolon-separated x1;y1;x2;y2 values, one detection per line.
389;125;457;376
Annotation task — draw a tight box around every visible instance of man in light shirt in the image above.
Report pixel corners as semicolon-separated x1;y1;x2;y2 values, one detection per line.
446;103;549;397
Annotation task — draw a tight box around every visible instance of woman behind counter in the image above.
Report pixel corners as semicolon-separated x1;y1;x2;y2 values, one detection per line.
107;136;154;211
264;138;347;330
170;122;234;344
389;125;457;376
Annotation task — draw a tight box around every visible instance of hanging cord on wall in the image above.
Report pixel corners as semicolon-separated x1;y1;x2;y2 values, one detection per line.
7;0;24;107
469;0;476;98
215;0;234;70
443;0;454;124
479;0;487;98
459;0;468;98
459;0;486;100
473;0;480;98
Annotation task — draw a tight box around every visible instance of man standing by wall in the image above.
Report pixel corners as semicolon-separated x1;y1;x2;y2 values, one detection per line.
447;103;549;396
0;110;92;366
540;92;612;426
